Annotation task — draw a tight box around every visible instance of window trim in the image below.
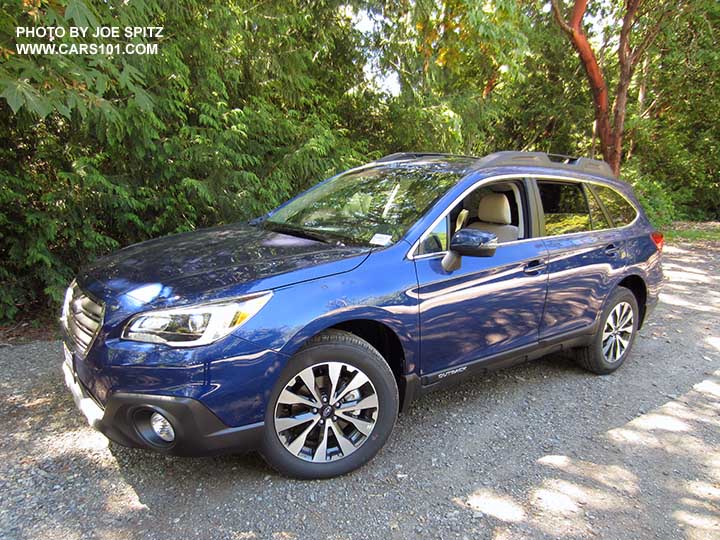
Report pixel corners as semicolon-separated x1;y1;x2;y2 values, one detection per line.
416;214;450;256
509;183;525;240
406;173;640;260
584;183;613;230
581;183;594;230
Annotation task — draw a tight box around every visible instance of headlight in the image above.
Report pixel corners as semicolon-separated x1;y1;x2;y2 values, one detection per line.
122;292;272;347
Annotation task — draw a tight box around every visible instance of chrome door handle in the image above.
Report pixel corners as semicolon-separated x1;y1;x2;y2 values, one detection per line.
523;260;547;275
605;244;620;256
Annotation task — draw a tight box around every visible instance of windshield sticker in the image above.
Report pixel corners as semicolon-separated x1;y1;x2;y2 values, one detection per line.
369;233;393;246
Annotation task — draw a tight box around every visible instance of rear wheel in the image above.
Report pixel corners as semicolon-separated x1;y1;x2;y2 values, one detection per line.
261;330;398;479
574;286;639;374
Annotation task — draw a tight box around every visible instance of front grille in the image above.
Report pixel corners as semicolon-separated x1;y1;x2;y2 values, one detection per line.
64;284;104;357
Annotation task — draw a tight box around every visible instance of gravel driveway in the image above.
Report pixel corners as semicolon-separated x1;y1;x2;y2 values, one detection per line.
2;243;720;540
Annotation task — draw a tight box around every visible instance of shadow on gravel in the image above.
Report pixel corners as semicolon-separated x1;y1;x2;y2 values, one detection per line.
452;367;720;540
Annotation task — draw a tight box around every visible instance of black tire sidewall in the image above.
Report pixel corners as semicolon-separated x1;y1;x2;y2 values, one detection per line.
261;336;398;479
592;287;639;372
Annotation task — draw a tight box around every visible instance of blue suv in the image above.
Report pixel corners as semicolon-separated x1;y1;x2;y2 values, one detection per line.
61;151;664;478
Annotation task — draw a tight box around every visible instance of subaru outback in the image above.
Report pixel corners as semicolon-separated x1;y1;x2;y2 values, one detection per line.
61;151;663;478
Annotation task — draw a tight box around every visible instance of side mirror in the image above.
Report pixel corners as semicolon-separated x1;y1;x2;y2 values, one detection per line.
450;229;498;257
441;229;498;272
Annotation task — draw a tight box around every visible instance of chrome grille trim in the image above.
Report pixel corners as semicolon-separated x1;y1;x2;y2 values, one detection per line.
64;284;104;358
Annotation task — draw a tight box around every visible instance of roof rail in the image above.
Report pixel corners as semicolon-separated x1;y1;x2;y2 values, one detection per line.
375;150;615;178
477;151;615;178
375;152;465;163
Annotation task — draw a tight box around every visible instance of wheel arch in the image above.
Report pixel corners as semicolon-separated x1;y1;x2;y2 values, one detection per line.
329;319;406;380
279;312;416;412
617;274;648;328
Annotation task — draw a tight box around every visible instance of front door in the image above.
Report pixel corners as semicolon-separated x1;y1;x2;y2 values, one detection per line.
414;241;549;376
412;178;548;376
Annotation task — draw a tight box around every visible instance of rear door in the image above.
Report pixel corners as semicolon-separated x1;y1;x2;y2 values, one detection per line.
534;178;627;339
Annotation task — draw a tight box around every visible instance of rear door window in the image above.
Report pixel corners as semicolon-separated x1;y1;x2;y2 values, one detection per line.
592;185;637;227
537;181;591;236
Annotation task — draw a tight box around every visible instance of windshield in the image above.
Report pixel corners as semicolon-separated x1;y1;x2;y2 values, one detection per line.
265;164;462;245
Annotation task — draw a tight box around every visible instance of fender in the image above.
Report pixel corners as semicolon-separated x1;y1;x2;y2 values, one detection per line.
230;242;421;374
278;305;419;375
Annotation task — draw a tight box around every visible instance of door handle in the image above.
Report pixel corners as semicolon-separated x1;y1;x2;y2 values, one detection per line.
605;244;620;257
523;260;547;275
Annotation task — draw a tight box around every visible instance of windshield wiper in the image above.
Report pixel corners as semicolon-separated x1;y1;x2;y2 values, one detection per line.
263;222;335;244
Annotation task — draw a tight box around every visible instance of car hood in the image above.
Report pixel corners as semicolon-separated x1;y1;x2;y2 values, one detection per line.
78;223;371;307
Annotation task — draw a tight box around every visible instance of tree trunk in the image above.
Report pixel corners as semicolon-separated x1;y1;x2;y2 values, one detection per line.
550;0;672;176
608;64;633;173
551;0;615;171
628;56;649;160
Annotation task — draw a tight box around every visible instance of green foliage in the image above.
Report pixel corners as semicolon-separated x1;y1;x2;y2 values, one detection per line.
619;161;677;228
0;0;374;321
626;0;720;221
665;225;720;243
0;0;718;322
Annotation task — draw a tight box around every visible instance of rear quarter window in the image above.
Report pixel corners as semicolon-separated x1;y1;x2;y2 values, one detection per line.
592;185;637;227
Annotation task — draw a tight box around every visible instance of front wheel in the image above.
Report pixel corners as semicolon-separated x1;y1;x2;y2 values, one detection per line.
261;330;398;479
574;286;639;374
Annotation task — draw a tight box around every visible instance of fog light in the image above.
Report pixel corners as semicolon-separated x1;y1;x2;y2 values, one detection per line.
150;412;175;442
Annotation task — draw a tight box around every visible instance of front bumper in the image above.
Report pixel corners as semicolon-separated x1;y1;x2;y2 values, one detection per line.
63;359;265;456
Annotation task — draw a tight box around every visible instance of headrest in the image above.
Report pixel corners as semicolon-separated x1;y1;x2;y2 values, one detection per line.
477;193;511;225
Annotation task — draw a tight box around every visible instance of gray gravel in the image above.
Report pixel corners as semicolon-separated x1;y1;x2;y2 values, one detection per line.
2;242;720;540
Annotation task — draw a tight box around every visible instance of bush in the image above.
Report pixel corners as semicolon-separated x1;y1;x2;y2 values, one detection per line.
621;161;678;228
0;0;375;322
1;0;718;323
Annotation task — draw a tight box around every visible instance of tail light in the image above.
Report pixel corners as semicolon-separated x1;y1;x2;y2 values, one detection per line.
651;232;664;252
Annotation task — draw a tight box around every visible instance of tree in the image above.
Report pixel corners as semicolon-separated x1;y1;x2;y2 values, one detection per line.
366;0;531;154
623;0;720;219
0;0;375;321
550;0;685;174
0;0;718;323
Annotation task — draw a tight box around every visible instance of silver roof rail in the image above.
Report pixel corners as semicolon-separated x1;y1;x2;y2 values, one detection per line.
477;151;615;178
374;152;473;163
375;150;615;178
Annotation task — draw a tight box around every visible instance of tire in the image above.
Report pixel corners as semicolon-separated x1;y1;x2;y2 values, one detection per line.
261;329;399;479
574;286;640;375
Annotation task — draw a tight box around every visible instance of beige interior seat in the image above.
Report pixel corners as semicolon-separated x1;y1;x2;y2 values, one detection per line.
455;208;470;233
467;192;519;242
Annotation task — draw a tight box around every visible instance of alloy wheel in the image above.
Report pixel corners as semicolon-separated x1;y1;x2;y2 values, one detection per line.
602;301;634;363
273;362;379;463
